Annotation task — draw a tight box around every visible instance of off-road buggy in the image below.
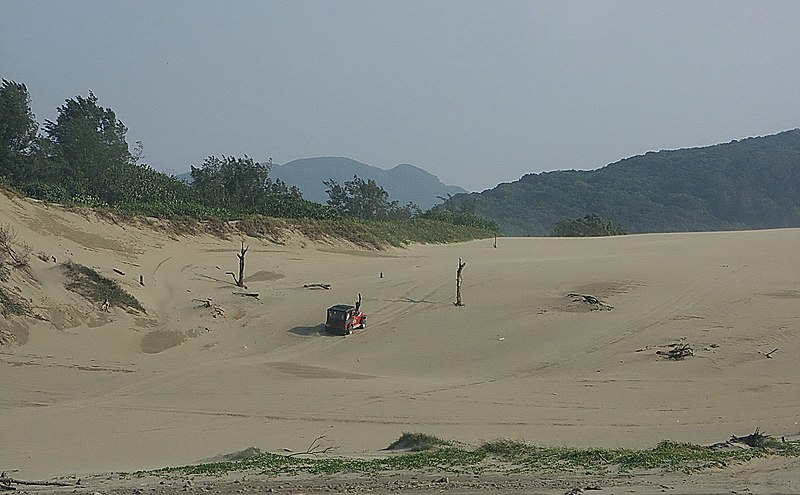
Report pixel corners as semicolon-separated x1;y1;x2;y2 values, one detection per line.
325;293;366;335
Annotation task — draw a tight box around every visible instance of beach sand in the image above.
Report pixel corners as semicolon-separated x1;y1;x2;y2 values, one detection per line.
1;192;799;493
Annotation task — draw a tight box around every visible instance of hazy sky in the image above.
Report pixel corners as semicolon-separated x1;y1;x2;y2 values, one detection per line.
2;1;799;191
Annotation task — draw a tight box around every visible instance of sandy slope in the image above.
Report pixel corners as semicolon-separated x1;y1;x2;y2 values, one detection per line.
2;192;800;484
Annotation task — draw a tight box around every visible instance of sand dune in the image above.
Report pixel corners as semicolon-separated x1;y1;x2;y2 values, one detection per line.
2;192;800;480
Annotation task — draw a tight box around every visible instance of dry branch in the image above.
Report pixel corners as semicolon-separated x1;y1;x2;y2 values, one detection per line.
567;293;613;310
232;291;260;299
303;283;331;290
657;343;694;360
229;241;249;288
0;475;77;488
286;434;339;457
454;258;466;306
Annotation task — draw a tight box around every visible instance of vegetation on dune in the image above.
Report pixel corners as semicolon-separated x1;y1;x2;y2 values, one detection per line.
386;432;453;451
552;213;627;237
62;261;145;313
0;79;496;246
0;223;33;318
143;432;800;478
0;286;29;317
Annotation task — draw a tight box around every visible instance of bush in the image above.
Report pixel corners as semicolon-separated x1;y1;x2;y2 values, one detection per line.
386;433;452;451
62;261;145;313
552;214;626;237
19;181;69;203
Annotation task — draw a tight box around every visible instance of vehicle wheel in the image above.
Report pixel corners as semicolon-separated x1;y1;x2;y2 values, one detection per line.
360;316;367;329
344;325;351;335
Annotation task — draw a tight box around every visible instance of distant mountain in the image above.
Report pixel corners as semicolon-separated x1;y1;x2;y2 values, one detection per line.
269;157;466;209
444;129;800;236
176;157;465;210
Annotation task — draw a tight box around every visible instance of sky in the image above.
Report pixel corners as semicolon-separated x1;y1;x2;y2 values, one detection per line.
2;1;799;192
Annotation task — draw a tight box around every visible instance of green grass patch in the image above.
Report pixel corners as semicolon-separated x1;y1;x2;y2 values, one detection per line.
142;434;800;479
62;262;145;313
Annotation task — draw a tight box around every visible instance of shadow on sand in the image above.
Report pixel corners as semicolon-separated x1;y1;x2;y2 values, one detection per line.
289;324;337;337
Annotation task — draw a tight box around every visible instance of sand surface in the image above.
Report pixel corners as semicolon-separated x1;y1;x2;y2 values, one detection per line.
1;192;800;492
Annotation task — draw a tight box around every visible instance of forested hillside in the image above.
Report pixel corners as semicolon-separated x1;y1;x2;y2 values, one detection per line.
445;130;800;235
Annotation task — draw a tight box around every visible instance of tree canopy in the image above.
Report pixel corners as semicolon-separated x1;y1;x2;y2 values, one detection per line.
42;91;132;197
324;175;419;220
0;80;39;183
551;214;626;237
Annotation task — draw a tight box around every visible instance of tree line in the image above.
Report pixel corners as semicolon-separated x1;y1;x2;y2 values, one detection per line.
0;79;497;231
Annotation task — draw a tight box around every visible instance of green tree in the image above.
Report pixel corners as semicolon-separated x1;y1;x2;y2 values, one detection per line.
43;91;132;197
190;155;272;212
0;79;39;184
551;214;626;237
324;175;418;219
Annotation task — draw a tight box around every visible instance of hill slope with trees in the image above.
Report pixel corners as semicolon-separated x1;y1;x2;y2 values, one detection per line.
444;130;800;235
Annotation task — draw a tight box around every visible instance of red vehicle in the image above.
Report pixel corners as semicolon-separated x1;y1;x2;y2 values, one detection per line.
325;294;366;335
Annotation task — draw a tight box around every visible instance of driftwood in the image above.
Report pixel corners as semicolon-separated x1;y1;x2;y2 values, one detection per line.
657;343;694;360
730;428;778;448
113;268;125;276
0;474;77;488
232;291;260;299
286;434;339;457
762;348;779;359
192;298;224;317
192;298;213;308
567;293;613;310
454;258;466;306
228;241;249;288
303;283;331;290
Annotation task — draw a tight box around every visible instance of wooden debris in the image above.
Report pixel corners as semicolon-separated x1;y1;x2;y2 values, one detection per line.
113;268;125;276
192;298;224;317
730;428;776;448
232;291;260;299
0;474;77;489
657;343;693;360
762;348;779;359
286;434;339;457
567;293;613;310
454;258;466;306
192;298;213;308
303;283;331;290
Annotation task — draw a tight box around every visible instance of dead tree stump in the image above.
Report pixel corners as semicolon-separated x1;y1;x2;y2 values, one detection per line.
227;241;249;288
454;257;466;306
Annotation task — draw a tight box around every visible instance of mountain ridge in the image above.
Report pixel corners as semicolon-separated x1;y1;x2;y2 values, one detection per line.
270;157;466;209
445;129;800;236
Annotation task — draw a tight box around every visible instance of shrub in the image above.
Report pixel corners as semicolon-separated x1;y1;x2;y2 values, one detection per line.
552;214;626;237
386;432;452;451
62;261;145;313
